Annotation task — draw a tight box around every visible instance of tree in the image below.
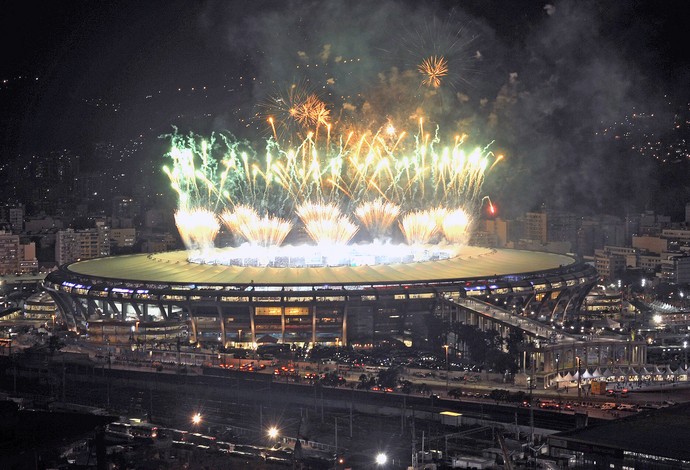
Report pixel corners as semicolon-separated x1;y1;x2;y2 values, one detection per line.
47;335;64;356
506;329;525;356
377;367;400;388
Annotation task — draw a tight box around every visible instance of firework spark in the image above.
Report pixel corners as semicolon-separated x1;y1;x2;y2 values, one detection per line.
399;210;439;245
418;55;449;88
354;199;401;240
296;202;359;246
174;209;219;253
165;120;499;261
220;205;293;247
441;208;470;244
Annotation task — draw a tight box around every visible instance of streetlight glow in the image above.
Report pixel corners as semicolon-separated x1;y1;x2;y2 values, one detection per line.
267;426;279;439
375;452;388;465
192;412;202;425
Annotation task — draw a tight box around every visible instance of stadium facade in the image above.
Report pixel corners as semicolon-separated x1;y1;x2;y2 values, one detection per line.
43;247;598;348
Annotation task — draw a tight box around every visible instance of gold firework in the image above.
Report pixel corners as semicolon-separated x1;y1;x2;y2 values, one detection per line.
354;199;401;240
220;205;292;247
296;202;359;246
418;55;449;88
441;208;471;244
399;210;439;245
174;208;219;252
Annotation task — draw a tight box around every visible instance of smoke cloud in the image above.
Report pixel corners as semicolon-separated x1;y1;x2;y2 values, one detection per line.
196;0;674;216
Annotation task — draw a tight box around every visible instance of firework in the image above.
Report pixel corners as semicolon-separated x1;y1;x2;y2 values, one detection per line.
418;55;448;88
354;199;401;239
220;205;292;247
399;210;439;245
164;120;499;260
293;94;330;128
174;209;219;252
402;12;480;90
441;208;470;244
302;216;359;246
296;202;358;246
260;83;331;141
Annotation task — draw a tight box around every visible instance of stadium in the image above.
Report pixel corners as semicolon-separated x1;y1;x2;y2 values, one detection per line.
42;246;598;348
43;122;599;350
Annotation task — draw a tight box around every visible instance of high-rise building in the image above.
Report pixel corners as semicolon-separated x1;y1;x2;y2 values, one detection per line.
18;241;38;273
8;205;24;233
0;231;19;275
55;224;110;265
525;211;548;243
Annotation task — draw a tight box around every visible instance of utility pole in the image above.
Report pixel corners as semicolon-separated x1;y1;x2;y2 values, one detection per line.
411;416;416;468
62;354;66;402
529;354;535;445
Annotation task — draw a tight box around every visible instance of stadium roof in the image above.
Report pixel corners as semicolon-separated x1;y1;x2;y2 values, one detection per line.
65;247;576;286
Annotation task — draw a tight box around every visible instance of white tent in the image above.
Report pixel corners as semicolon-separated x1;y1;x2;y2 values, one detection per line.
562;371;574;382
582;369;593;380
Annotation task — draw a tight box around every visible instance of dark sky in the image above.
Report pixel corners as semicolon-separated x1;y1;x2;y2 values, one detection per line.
2;0;690;216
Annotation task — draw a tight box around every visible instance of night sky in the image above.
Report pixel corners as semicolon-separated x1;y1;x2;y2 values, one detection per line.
2;0;690;217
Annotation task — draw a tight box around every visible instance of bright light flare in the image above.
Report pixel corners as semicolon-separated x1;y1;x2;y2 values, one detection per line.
375;452;388;465
192;413;202;425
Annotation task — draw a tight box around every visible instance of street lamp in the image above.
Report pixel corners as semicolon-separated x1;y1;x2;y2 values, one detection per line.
267;426;279;440
555;353;560;389
443;344;450;391
375;452;388;466
192;412;202;426
575;356;582;398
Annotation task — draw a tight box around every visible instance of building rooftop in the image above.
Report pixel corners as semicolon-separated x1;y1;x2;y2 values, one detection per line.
550;402;690;462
